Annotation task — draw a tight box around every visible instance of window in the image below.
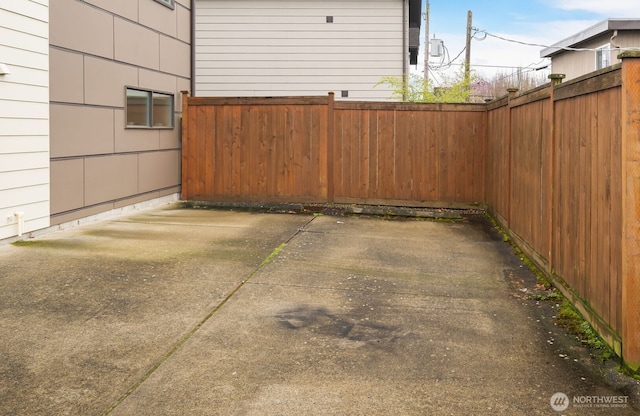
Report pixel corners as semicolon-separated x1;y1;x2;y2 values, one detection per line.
154;0;174;9
126;88;174;128
595;44;611;70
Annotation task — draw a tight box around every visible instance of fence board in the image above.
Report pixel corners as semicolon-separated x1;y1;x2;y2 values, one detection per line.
593;92;608;323
427;114;438;200
396;111;411;200
240;106;251;196
601;87;622;334
607;87;623;335
295;106;304;196
367;108;378;200
359;110;371;198
583;93;595;321
196;106;209;198
486;104;509;220
413;111;426;200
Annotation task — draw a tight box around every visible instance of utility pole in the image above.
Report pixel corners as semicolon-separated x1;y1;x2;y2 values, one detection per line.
465;10;472;84
424;1;429;82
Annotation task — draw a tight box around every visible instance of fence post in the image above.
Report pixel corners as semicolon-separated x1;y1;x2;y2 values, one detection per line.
619;52;640;372
180;90;190;200
506;87;518;226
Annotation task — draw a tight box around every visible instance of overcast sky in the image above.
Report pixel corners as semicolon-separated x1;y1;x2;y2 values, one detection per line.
418;0;640;83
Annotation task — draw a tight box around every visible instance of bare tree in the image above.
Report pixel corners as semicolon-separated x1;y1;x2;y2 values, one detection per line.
480;69;551;100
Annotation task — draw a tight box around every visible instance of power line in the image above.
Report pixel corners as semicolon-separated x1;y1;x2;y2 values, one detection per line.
427;25;636;75
428;46;549;72
472;27;640;52
472;62;548;69
426;24;558;82
429;44;465;71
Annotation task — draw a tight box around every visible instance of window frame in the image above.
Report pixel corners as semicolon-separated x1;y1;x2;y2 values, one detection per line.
595;43;611;71
125;87;175;130
153;0;175;10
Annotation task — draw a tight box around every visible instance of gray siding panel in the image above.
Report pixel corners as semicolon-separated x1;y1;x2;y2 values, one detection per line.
48;0;191;224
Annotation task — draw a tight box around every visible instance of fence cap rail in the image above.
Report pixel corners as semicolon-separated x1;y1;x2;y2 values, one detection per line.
333;101;486;112
554;64;621;101
185;95;330;106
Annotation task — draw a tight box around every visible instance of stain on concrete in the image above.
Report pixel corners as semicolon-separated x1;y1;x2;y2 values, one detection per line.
276;305;400;346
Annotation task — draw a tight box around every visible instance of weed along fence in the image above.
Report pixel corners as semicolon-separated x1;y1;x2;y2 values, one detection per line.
181;52;640;372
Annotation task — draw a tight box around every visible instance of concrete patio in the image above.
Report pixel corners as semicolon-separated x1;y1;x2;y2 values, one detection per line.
0;204;637;415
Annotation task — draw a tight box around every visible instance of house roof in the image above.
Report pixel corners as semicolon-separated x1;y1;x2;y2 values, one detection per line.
540;18;640;58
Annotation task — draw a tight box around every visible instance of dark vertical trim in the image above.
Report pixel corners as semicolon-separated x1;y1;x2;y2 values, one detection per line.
402;0;408;101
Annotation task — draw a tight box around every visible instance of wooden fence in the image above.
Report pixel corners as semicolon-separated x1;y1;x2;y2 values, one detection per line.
332;102;485;205
181;53;640;371
181;94;486;207
486;54;640;371
181;96;329;203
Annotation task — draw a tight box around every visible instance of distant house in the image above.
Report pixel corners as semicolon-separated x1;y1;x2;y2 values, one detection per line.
541;18;640;80
194;0;422;100
1;0;191;240
470;79;492;103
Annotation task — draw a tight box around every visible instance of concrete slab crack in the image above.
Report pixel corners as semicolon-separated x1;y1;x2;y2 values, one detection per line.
100;216;316;415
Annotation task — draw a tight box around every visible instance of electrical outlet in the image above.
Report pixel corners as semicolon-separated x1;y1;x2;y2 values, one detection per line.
6;215;14;223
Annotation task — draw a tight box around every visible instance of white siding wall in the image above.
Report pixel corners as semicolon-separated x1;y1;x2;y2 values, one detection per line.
0;1;50;240
195;0;405;100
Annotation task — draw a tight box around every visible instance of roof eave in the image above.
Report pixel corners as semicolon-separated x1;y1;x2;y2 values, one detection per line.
540;18;640;58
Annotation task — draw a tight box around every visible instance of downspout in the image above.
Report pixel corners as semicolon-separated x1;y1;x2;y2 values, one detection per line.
190;0;196;95
611;30;621;63
611;29;621;49
402;0;408;101
14;211;24;237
